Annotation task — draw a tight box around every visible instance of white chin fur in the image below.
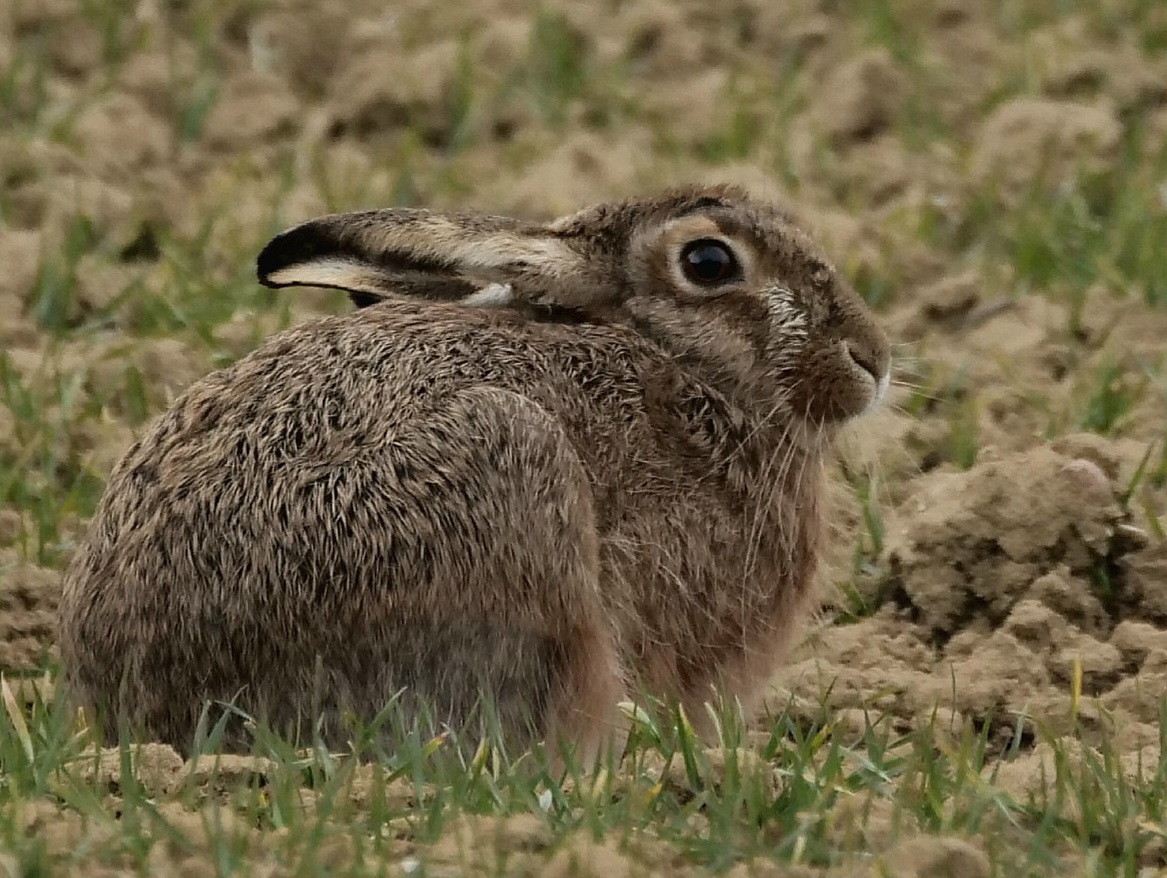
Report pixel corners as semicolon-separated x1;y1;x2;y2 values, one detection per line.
864;370;891;415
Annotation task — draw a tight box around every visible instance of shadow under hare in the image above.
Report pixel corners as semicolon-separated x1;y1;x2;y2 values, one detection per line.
59;184;890;768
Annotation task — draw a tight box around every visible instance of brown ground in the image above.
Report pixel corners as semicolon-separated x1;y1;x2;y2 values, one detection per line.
2;0;1166;874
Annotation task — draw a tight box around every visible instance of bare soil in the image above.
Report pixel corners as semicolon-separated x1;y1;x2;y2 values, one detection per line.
2;0;1166;874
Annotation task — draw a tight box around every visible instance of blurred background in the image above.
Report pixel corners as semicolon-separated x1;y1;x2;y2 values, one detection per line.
2;2;1167;874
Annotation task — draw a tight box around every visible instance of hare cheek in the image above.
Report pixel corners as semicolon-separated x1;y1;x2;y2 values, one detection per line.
761;288;808;349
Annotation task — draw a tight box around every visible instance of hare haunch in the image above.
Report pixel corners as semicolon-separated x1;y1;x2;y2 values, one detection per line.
59;185;890;766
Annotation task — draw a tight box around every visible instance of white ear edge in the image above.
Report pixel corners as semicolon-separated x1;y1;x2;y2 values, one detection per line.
265;257;381;291
454;236;580;279
460;282;514;307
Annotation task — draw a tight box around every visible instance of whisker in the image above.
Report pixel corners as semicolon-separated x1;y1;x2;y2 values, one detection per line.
740;393;799;580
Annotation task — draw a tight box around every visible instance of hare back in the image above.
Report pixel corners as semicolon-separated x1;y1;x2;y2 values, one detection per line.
115;300;760;513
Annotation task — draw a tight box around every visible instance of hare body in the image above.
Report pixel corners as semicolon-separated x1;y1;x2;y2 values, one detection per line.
60;185;889;763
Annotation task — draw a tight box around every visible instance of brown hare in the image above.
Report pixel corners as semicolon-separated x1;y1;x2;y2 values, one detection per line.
59;184;890;768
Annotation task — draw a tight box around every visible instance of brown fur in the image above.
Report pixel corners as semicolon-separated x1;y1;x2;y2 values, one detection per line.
58;185;890;767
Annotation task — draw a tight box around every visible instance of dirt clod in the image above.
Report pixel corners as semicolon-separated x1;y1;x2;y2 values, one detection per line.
885;444;1125;638
873;835;990;878
815;48;906;144
971;97;1121;203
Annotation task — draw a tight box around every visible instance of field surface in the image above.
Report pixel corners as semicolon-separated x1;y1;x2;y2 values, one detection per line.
2;1;1167;875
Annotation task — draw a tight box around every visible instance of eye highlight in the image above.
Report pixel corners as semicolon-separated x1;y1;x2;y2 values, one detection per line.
679;238;740;286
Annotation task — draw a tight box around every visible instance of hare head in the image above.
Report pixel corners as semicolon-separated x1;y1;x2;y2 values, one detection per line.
258;184;890;433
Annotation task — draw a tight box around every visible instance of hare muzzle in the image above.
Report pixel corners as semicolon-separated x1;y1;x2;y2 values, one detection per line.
800;318;891;425
842;338;891;415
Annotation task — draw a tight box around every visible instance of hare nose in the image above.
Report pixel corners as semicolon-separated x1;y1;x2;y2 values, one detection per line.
842;339;886;383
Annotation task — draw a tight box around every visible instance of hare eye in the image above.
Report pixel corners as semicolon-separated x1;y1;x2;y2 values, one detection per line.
680;239;739;286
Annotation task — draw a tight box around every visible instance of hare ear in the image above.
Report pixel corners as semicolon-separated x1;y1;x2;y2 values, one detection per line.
256;208;616;312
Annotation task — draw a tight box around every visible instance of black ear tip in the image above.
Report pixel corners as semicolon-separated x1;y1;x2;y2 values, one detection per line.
256;230;293;287
256;222;330;287
255;249;276;287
